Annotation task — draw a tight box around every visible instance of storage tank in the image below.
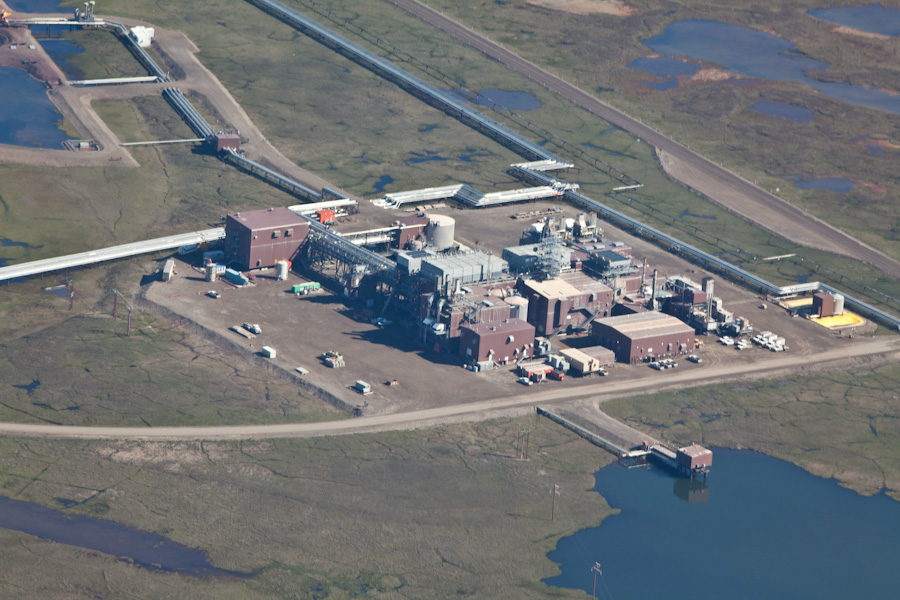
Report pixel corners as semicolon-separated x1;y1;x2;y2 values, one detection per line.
505;295;529;321
276;260;290;281
205;263;217;282
833;294;845;316
425;214;455;250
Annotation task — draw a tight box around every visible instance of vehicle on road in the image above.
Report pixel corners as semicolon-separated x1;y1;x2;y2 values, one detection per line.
206;290;221;299
517;376;534;386
243;323;262;334
686;355;702;363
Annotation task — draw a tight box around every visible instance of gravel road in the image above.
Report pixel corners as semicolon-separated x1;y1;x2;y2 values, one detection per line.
1;336;895;441
386;0;900;280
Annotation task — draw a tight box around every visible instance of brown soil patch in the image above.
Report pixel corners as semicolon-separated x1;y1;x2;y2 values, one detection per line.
831;25;891;40
691;68;735;83
860;181;889;195
527;0;640;16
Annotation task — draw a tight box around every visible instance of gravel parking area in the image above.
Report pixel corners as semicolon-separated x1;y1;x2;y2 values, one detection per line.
146;200;870;416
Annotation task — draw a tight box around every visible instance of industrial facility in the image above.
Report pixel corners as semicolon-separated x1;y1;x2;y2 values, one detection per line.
197;197;741;375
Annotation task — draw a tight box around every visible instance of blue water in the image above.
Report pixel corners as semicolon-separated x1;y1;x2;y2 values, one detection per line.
476;88;541;111
628;56;700;78
6;0;66;11
786;175;856;193
13;380;41;394
2;238;44;249
809;4;900;37
445;88;542;111
750;100;815;123
38;38;85;80
0;495;252;577
372;175;393;194
680;208;716;220
644;19;900;114
406;150;447;165
545;449;900;599
0;67;69;148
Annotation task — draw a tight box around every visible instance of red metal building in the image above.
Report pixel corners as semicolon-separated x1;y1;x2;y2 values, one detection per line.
519;272;613;336
591;311;694;363
676;444;713;477
224;207;309;271
459;319;536;364
214;133;241;153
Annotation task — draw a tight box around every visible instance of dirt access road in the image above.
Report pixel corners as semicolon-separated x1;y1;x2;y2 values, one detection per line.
1;335;896;441
386;0;900;280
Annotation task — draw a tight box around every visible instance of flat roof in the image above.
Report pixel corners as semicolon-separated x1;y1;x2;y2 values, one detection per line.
594;311;693;339
678;444;712;458
559;271;613;295
227;207;309;231
462;318;534;336
523;277;583;299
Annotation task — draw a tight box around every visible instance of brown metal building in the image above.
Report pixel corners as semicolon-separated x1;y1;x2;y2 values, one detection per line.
812;292;835;317
459;319;536;364
591;311;694;363
519;272;613;336
214;133;241;153
224;207;309;271
676;444;713;477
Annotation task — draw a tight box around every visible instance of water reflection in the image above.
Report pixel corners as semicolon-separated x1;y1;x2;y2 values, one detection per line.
0;495;252;578
545;449;900;599
644;19;900;114
0;67;69;147
673;477;709;503
809;4;900;37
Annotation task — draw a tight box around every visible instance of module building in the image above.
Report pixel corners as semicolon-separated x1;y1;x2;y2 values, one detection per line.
459;318;536;366
519;272;613;336
591;311;694;363
224;207;309;271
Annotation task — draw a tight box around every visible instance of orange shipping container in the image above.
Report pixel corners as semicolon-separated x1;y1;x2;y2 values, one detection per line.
316;209;336;224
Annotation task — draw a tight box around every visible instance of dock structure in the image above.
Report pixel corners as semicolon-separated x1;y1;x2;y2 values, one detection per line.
536;407;649;459
648;443;713;479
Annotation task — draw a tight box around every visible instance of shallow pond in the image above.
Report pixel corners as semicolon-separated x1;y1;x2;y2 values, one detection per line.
786;175;856;193
445;88;541;111
5;0;67;12
372;174;393;194
750;100;814;123
643;19;900;114
544;449;900;599
38;37;85;80
808;3;900;37
0;495;251;578
0;67;70;147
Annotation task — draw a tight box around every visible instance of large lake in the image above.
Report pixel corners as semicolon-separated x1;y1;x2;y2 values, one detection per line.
643;19;900;114
544;449;900;599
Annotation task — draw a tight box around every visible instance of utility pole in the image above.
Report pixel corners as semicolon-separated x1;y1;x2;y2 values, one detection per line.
551;484;560;521
112;289;118;319
517;428;531;460
591;562;602;599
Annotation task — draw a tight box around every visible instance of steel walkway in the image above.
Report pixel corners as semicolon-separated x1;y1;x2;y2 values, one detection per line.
0;229;225;282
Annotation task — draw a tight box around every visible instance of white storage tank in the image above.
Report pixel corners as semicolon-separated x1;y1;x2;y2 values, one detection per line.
425;214;455;250
276;260;290;281
833;294;845;315
205;263;217;282
505;295;529;321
